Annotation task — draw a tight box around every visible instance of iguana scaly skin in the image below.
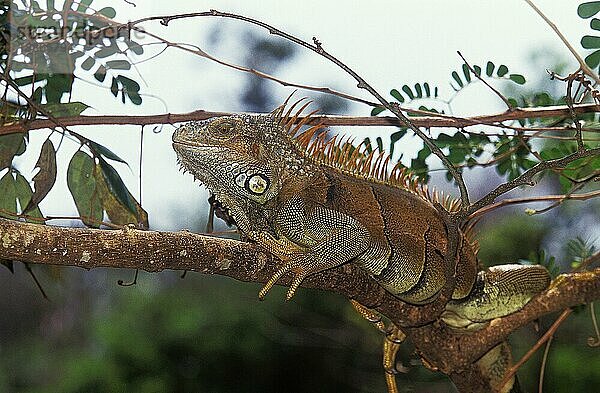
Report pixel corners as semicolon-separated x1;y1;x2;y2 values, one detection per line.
172;104;551;392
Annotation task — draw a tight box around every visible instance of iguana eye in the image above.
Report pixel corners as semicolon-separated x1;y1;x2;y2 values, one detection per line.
245;174;270;195
210;119;236;135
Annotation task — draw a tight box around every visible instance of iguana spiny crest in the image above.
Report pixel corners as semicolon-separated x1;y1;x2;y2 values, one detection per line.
172;102;549;317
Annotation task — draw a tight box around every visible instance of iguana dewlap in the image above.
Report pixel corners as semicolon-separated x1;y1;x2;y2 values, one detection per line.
171;110;550;327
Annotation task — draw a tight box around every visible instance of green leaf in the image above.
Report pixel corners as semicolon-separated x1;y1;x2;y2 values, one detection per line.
39;102;90;117
509;74;526;85
486;61;495;77
106;60;131;70
581;35;600;49
127;41;144;55
23;139;56;214
0;133;27;170
15;173;42;219
578;1;600;18
423;82;431;97
451;71;463;88
89;141;128;164
95;46;119;58
414;83;423;98
98;158;137;215
585;50;600;68
67;151;103;227
389;129;407;157
473;65;482;77
371;106;385;116
94;66;106;83
402;84;414;100
376;137;384;153
591;18;600;31
81;56;95;71
0;172;17;219
128;92;142;105
97;7;116;18
45;74;72;104
462;64;471;83
497;64;509;77
390;89;404;102
110;77;119;97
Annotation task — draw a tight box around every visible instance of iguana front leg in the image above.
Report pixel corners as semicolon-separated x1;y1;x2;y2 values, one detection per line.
253;195;371;300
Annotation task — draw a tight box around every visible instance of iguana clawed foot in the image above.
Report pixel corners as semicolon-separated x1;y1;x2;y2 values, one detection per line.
259;259;311;301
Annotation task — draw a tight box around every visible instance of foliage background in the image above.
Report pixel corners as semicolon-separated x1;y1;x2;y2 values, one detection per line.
0;1;598;392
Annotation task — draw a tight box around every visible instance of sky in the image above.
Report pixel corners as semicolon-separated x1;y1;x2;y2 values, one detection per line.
11;0;595;232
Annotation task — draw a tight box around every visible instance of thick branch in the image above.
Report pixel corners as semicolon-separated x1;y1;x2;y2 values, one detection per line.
0;218;439;326
1;104;598;136
1;218;599;393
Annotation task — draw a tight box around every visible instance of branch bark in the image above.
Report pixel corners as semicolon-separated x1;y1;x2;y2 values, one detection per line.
1;217;598;393
1;103;598;136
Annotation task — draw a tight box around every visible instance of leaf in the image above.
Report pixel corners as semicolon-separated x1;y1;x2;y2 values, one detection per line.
486;61;495;77
414;83;423;98
581;35;600;49
376;137;384;153
390;89;404;103
423;82;431;97
509;74;526;85
106;60;131;70
389;129;407;157
578;2;600;18
462;64;471;83
89;141;128;164
127;41;144;55
98;158;137;215
81;56;95;71
402;84;414;100
45;74;72;104
0;172;17;219
97;7;116;18
95;164;148;228
497;64;509;77
23;139;56;214
67;151;103;227
39;102;90;117
371;106;385;116
110;77;119;97
94;65;107;82
585;50;600;69
451;71;463;88
473;65;482;77
592;18;600;31
15;172;42;220
0;133;26;170
95;46;118;59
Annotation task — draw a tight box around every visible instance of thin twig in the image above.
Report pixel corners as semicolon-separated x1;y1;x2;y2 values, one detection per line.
467;189;600;220
499;308;572;391
457;51;513;109
524;0;600;84
538;336;553;393
465;147;600;218
588;302;600;347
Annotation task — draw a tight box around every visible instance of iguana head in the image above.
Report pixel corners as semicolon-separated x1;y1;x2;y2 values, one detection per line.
172;114;309;207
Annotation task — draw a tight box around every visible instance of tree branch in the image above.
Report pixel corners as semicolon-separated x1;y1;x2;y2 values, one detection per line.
1;104;598;136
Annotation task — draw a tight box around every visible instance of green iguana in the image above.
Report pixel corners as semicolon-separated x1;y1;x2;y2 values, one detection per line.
172;102;551;392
